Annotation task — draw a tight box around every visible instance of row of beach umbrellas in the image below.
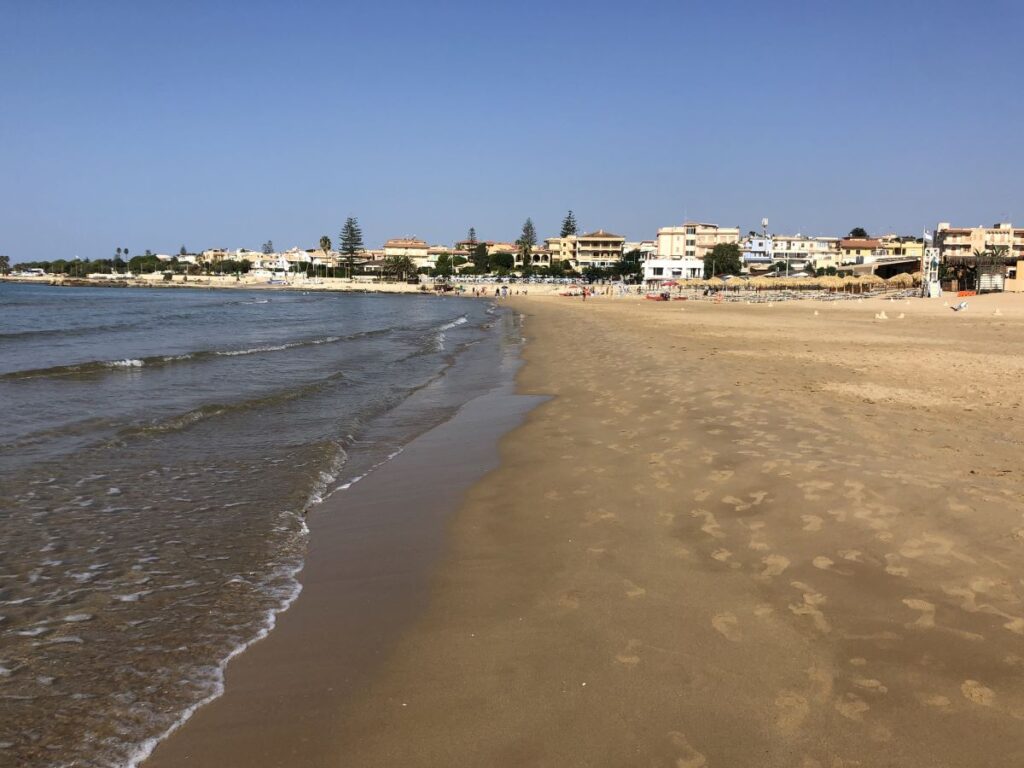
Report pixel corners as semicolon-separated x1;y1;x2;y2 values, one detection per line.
658;273;920;290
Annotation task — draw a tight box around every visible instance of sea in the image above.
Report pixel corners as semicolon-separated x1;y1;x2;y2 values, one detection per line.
0;282;520;767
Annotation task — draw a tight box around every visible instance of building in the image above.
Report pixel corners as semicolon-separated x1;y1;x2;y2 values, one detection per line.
643;257;704;284
934;222;1024;261
383;237;430;269
514;247;553;268
656;222;740;261
544;236;576;265
741;236;774;267
879;235;924;261
575;230;625;268
486;242;519;256
623;240;657;259
838;238;885;264
774;236;841;271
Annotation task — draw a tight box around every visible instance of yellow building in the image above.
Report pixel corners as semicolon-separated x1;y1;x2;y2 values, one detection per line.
879;235;924;260
934;222;1024;261
656;222;740;261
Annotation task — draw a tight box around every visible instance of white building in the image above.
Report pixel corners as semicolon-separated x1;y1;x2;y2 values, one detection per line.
624;240;658;258
643;256;703;284
773;236;840;271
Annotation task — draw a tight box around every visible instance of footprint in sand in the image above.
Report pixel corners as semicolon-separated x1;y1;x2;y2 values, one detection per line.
916;692;951;708
558;591;582;609
834;692;870;721
666;731;707;768
692;488;711;502
789;582;831;633
884;554;909;577
838;549;863;562
753;603;774;618
813;556;835;571
690;509;725;539
710;469;733;482
712;612;741;641
801;515;823;532
961;680;995;706
798;480;834;501
624;581;647;599
615;639;642;667
853;678;888;694
759;554;790;579
902;598;936;629
774;691;810;734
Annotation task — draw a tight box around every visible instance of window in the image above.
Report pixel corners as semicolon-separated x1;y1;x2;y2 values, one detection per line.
653;267;664;276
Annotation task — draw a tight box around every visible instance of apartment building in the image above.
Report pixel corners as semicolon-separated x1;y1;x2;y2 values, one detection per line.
774;236;841;270
934;222;1024;261
575;230;625;268
838;238;885;264
383;237;430;268
544;236;576;264
879;236;924;261
514;247;553;268
543;230;625;269
656;222;740;260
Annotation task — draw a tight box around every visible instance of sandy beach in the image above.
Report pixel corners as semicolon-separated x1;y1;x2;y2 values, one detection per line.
145;292;1024;767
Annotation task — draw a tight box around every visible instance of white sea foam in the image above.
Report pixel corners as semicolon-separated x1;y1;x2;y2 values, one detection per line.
438;315;468;332
122;552;306;768
107;359;145;368
120;449;329;768
333;447;405;493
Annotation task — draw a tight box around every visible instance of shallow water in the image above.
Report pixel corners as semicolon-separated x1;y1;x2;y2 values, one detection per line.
0;283;518;767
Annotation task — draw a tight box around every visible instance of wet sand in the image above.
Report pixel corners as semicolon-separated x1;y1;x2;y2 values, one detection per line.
148;293;1024;767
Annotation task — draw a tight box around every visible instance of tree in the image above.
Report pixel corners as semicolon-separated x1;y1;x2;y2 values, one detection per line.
0;255;9;275
518;218;537;263
704;243;743;278
319;236;332;279
848;227;868;238
471;243;489;273
180;245;188;256
432;253;454;277
615;249;644;282
560;210;578;237
489;252;514;273
339;217;363;279
383;254;415;281
262;240;274;255
467;227;477;247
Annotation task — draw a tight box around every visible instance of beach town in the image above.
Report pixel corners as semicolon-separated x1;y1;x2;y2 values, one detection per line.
5;216;1024;300
5;3;1024;767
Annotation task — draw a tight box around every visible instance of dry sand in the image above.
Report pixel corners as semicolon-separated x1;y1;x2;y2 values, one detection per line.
148;292;1024;767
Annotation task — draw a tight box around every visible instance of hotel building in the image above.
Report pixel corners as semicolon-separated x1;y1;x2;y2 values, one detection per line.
656;222;740;261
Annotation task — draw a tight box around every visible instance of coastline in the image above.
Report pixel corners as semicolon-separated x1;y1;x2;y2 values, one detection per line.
146;292;1024;767
141;311;545;767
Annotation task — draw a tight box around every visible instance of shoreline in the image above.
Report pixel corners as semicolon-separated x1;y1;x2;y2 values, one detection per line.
122;291;1024;766
256;293;1023;767
141;311;545;767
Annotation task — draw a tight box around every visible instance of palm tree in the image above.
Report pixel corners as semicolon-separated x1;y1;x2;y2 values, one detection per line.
383;255;415;281
319;235;331;279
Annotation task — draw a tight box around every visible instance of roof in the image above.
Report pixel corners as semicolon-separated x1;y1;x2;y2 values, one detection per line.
579;229;624;239
839;238;882;249
384;238;428;248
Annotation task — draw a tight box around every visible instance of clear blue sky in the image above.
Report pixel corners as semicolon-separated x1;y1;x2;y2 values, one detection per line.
2;0;1021;261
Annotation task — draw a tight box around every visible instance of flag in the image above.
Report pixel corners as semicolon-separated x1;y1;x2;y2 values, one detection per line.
922;229;934;243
